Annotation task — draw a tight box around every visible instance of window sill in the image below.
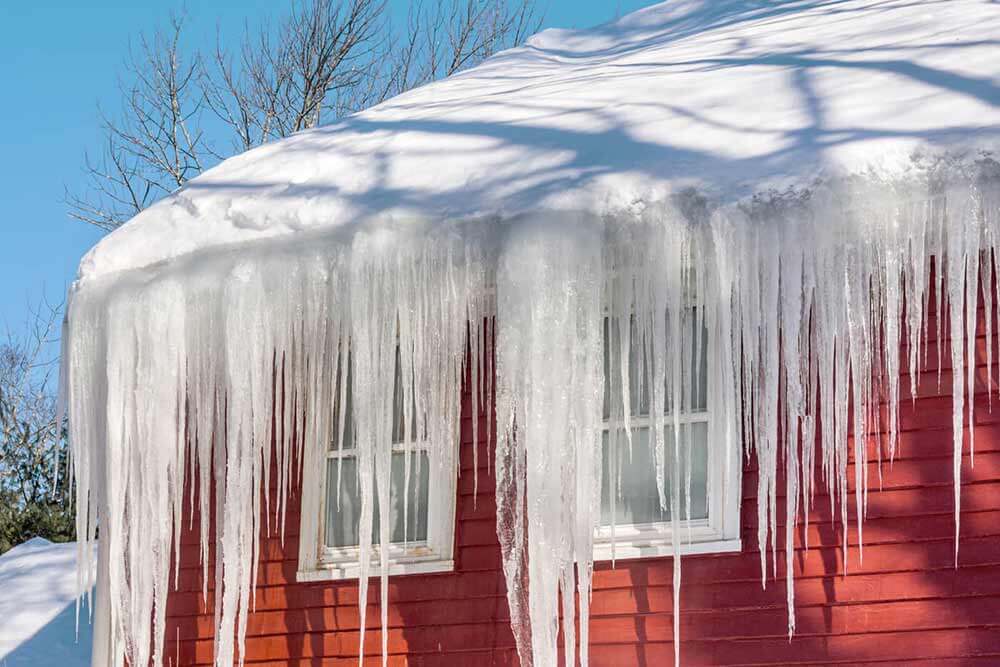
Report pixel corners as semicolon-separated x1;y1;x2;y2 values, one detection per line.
297;558;455;582
594;537;741;562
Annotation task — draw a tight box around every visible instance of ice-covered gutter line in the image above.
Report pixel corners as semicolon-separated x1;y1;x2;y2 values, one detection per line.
63;163;1000;667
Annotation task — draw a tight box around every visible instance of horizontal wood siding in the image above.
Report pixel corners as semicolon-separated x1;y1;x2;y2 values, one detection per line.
164;304;1000;665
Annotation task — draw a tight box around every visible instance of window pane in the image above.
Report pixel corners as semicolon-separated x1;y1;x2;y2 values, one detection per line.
324;451;430;549
330;347;417;451
602;315;708;419
391;347;419;443
688;316;708;412
331;350;354;451
602;317;646;418
600;421;709;526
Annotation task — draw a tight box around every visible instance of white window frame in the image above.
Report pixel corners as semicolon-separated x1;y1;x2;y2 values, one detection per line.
297;395;458;582
593;320;741;562
593;414;742;561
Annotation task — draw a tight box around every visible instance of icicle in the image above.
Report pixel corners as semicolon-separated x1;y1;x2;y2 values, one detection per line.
349;223;492;665
64;224;492;667
64;162;999;667
495;213;604;667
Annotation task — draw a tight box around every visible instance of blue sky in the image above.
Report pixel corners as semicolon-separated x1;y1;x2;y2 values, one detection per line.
0;0;651;331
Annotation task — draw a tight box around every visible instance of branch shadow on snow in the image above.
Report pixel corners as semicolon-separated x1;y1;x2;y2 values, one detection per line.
172;0;998;239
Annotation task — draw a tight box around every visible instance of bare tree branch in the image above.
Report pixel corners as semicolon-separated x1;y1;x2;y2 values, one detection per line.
69;0;540;232
67;13;208;230
204;0;388;150
0;300;72;554
377;0;542;98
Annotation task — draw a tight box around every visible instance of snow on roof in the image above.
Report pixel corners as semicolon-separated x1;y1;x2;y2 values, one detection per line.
79;0;1000;283
0;539;93;666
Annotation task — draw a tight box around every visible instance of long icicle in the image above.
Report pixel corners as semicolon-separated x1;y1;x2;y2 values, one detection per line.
65;167;999;667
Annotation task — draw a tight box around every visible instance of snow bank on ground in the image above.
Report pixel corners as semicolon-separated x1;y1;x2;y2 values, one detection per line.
0;538;93;666
79;0;1000;282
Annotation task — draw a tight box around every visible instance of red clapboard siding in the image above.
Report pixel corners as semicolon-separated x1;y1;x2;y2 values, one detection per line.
164;304;1000;665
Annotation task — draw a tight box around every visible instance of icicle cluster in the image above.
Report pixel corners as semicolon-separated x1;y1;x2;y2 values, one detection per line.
64;222;493;666
495;214;605;667
64;160;999;667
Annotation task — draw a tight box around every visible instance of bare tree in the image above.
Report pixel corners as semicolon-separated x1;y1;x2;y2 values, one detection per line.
394;0;538;93
204;0;541;147
67;14;208;231
69;0;541;232
0;301;72;554
203;0;388;151
353;0;541;111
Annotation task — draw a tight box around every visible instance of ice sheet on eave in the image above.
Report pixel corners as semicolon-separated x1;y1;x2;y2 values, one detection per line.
78;0;1000;283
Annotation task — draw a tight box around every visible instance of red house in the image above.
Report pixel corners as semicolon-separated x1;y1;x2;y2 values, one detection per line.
62;1;1000;666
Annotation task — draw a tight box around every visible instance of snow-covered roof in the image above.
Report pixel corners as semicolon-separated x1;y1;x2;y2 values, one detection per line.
79;0;1000;283
0;539;93;666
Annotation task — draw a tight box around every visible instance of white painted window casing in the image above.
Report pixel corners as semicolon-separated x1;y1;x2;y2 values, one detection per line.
299;314;741;580
594;314;742;562
297;353;458;582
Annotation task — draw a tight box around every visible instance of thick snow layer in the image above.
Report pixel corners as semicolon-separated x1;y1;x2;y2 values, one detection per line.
79;0;1000;283
0;538;94;666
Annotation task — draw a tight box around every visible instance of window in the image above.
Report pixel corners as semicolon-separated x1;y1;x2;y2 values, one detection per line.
594;313;741;561
297;351;457;581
